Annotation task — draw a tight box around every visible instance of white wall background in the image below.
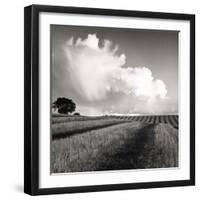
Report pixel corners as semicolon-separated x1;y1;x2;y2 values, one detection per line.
0;0;199;199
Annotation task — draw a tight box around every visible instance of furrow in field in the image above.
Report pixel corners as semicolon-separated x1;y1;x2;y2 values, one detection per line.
151;116;155;124
140;116;144;122
51;122;141;173
165;115;169;124
52;115;113;124
131;116;137;121
132;116;136;121
174;115;178;123
173;115;178;128
168;115;178;129
144;116;150;123
160;115;165;123
147;116;152;123
141;116;148;123
52;119;133;139
147;116;151;123
173;115;178;125
155;116;158;123
143;116;148;123
163;115;168;124
148;116;153;123
51;121;178;173
152;123;178;167
133;116;139;121
159;116;162;123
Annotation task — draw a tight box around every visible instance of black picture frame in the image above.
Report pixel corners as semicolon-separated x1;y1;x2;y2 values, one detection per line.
24;4;195;196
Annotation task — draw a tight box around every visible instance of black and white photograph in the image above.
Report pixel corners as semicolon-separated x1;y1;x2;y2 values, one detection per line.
50;25;179;174
24;4;195;195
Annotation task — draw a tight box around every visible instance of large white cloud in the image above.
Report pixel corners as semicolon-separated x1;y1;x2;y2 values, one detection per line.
63;34;168;103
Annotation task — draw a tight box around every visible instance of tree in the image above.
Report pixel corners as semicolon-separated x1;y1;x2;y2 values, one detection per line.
74;112;80;116
53;97;76;114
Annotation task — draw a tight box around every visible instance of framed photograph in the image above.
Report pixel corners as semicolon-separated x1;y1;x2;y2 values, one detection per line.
24;4;195;195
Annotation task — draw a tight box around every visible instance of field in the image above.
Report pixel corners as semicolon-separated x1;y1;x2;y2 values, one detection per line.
51;114;178;173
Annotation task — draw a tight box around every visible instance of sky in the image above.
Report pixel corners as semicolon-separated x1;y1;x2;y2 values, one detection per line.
51;25;178;116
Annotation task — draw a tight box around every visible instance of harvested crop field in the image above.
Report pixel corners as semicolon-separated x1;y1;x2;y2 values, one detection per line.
51;115;179;173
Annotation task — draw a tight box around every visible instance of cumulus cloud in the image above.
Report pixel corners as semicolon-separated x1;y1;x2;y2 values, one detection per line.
63;34;168;104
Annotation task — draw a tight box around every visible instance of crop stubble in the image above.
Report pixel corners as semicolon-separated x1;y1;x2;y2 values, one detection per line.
51;115;178;173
